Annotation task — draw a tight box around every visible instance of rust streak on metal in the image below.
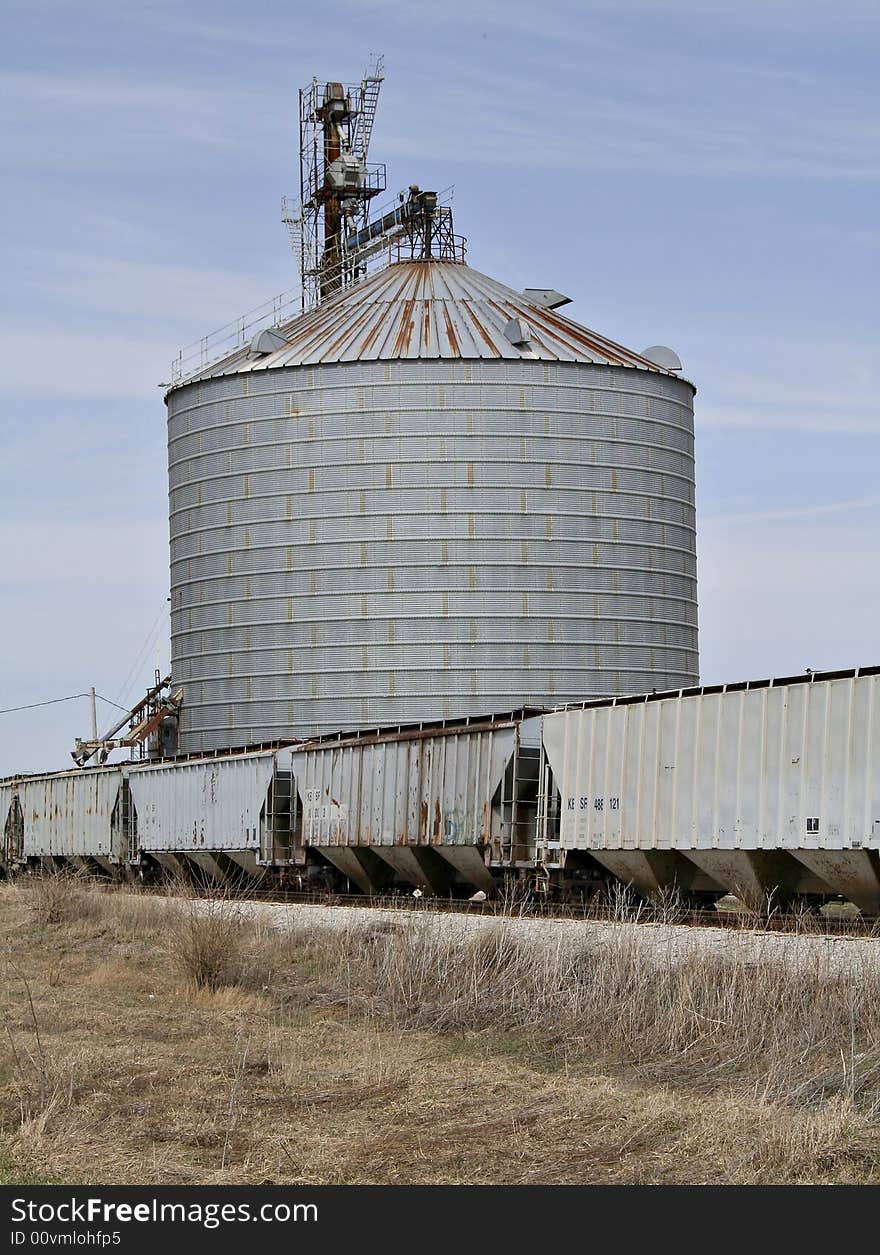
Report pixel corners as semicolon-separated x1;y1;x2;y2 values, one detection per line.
440;303;459;355
534;306;656;369
459;302;499;353
323;304;376;359
357;312;389;356
505;299;630;364
392;299;416;355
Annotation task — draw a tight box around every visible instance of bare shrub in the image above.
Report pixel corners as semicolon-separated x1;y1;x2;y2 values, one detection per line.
165;897;249;991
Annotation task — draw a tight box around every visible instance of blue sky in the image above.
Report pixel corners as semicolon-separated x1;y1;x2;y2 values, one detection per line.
1;0;878;771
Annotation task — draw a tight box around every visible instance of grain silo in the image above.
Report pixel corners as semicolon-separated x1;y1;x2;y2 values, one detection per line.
165;66;699;752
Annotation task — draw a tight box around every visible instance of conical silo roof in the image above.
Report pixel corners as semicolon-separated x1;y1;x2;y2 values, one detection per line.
181;258;684;383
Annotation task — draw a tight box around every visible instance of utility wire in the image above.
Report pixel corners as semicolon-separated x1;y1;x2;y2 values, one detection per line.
114;598;170;711
95;694;132;714
0;693;89;717
0;692;130;718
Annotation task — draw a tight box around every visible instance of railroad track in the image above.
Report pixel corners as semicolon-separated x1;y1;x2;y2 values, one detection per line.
199;883;880;939
15;871;879;939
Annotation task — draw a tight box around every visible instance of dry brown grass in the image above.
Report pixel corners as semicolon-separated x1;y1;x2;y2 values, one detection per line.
1;878;879;1185
325;917;880;1112
24;871;104;928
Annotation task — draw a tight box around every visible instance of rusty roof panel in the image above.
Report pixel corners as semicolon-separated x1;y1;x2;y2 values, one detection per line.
181;259;683;384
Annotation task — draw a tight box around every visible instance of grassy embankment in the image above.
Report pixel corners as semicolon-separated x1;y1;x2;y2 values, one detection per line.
1;878;879;1184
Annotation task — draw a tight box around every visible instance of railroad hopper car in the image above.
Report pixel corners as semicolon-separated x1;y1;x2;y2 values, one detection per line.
2;666;879;912
542;665;880;913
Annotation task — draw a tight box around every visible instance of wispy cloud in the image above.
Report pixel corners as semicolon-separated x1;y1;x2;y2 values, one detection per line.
691;338;880;433
19;250;286;328
4;12;877;186
698;516;880;681
701;495;880;526
0;322;172;398
2;250;291;397
0;71;284;168
697;404;880;435
370;8;880;184
382;81;880;182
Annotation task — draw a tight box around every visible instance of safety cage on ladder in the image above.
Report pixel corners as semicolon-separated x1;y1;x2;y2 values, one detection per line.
260;762;303;867
111;777;138;865
4;795;24;865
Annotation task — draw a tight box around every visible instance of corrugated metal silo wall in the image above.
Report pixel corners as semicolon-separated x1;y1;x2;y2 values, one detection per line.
167;359;698;751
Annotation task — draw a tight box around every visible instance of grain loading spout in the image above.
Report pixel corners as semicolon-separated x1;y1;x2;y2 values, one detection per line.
72;674;183;767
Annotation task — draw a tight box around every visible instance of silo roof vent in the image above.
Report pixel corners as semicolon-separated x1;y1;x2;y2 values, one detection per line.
521;288;571;310
640;345;682;372
504;316;533;347
249;328;291;356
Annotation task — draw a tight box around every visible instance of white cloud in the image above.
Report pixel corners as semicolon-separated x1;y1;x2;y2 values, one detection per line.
4;19;878;186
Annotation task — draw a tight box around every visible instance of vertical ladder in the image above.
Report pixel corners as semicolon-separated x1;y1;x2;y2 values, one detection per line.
359;54;384;161
281;196;302;253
